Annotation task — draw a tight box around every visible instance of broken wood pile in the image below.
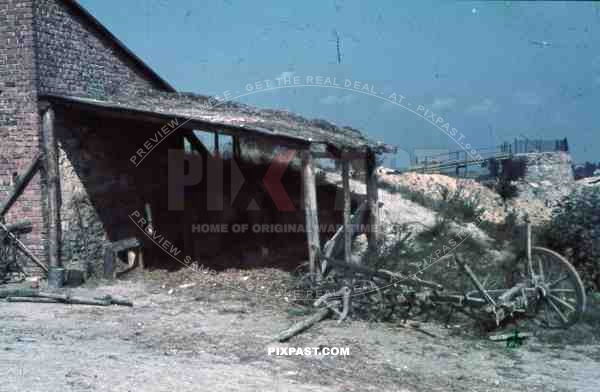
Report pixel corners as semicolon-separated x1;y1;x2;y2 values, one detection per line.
276;255;446;342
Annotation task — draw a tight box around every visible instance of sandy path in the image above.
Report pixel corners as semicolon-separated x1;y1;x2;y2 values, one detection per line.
1;278;598;392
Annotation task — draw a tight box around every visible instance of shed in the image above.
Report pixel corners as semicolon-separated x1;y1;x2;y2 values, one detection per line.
0;0;393;286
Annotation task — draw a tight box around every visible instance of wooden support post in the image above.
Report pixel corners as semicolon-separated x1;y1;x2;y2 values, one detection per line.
301;149;320;280
175;132;194;260
232;136;241;160
323;201;366;262
41;106;62;287
365;149;379;254
214;132;220;158
341;158;352;264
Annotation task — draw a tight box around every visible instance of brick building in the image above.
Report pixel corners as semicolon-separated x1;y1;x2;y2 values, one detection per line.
0;0;389;285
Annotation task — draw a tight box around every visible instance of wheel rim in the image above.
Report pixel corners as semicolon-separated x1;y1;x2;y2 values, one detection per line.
527;247;586;328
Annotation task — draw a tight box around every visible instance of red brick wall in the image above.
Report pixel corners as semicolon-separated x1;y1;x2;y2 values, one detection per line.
33;0;170;99
0;0;45;274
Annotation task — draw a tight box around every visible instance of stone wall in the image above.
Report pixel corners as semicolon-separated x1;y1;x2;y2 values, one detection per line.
55;106;179;276
517;151;575;208
33;0;170;99
0;0;45;274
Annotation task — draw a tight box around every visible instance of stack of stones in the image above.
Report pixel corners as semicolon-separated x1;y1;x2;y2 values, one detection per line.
516;151;575;209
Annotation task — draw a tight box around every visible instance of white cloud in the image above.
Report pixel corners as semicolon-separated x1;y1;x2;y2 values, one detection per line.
431;97;456;110
515;91;542;105
277;71;295;80
319;94;355;105
467;98;496;113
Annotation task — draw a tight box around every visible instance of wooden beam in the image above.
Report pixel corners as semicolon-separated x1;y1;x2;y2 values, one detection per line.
182;130;210;156
214;132;220;158
365;149;379;253
232;135;241;159
41;106;62;285
274;307;331;342
301;149;320;280
0;153;42;218
341;158;352;264
323;201;366;263
175;131;195;261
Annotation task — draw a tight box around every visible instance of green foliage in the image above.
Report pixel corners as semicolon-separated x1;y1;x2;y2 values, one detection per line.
433;183;485;224
501;157;528;181
479;210;520;245
539;186;600;290
367;223;420;272
495;179;519;203
494;156;528;203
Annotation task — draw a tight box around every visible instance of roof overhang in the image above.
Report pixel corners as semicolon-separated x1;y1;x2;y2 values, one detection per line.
41;92;396;155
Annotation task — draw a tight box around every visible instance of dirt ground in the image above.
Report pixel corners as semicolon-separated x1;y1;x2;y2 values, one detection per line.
1;269;599;392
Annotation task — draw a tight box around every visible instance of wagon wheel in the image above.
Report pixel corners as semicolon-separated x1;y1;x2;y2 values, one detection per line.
509;246;586;328
349;279;386;321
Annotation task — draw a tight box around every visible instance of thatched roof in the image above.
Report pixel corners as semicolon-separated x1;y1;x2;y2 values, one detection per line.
42;91;394;152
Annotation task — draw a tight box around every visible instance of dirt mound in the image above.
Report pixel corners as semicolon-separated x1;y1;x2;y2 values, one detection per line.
376;170;507;224
375;168;555;226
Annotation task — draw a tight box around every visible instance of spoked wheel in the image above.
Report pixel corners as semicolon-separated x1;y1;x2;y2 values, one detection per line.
510;247;586;328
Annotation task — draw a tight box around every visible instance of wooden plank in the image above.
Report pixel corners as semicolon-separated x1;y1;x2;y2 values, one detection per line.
341;158;352;264
488;332;532;341
41;106;62;279
365;149;379;253
0;153;43;218
301;149;320;280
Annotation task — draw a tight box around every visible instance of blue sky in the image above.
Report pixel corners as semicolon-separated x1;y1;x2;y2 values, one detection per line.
79;0;600;165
